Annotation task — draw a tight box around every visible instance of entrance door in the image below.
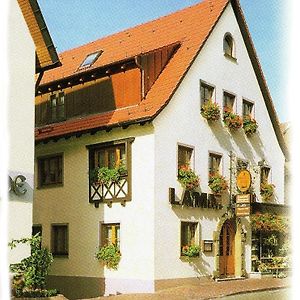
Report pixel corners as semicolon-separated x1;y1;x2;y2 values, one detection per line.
219;219;235;277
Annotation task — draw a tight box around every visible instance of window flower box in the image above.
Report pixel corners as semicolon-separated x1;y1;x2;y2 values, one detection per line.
90;165;127;185
208;173;228;194
201;100;221;121
181;245;200;258
243;114;258;135
223;107;243;130
178;165;200;191
95;244;121;270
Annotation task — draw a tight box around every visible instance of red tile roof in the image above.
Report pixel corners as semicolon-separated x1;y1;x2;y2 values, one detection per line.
36;0;229;141
35;0;287;158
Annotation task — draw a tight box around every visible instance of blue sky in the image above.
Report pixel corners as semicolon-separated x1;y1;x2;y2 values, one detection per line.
38;0;288;122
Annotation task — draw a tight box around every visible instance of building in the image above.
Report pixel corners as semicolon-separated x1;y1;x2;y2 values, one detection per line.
8;0;60;265
33;0;287;299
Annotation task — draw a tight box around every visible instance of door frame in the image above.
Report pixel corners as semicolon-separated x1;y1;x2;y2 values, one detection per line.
213;213;246;278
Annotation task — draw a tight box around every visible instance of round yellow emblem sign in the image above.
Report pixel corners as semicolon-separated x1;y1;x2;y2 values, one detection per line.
236;170;251;192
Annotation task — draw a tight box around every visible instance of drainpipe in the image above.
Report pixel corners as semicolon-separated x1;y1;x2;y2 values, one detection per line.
134;56;145;99
229;151;233;208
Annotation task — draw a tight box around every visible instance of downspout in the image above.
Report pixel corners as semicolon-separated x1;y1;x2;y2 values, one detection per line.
134;56;145;99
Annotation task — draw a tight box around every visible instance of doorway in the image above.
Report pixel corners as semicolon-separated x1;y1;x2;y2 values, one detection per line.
219;219;235;277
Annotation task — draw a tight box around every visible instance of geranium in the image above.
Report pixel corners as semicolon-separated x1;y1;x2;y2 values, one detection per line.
223;107;243;130
243;114;258;135
208;173;228;194
178;165;200;191
181;245;200;257
251;213;289;233
200;100;221;121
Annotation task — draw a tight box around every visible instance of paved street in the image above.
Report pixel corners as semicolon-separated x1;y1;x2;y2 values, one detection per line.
221;288;291;299
80;277;290;300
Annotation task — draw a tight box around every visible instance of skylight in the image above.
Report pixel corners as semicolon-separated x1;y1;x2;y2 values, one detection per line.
79;50;103;69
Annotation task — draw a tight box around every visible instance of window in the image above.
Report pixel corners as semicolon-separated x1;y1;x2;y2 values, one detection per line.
261;166;270;184
50;92;65;122
181;222;199;254
51;224;68;256
243;100;254;117
209;153;222;175
101;223;120;247
38;154;63;187
79;51;103;69
223;33;235;58
32;224;42;237
94;144;126;170
200;82;214;105
178;145;193;170
223;92;235;111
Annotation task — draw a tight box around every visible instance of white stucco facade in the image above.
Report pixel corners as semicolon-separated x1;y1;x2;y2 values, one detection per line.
152;3;285;280
32;3;285;299
8;0;35;265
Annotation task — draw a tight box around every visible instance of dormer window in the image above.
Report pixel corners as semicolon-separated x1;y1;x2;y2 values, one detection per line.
223;33;235;58
79;50;103;69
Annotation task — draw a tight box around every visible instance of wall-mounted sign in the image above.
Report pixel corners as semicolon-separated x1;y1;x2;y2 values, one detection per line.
236;170;251;192
9;175;27;196
236;194;251;204
236;205;251;217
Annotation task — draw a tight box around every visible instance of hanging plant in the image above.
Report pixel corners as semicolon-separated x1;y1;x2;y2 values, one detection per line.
243;114;258;135
260;182;275;201
200;100;220;121
208;173;228;194
223;107;243;130
178;165;200;191
251;213;289;233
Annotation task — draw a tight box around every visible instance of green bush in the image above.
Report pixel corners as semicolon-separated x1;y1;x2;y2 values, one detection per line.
9;234;57;298
96;244;121;270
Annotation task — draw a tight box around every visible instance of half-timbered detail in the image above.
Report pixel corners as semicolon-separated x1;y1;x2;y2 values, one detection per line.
87;138;134;207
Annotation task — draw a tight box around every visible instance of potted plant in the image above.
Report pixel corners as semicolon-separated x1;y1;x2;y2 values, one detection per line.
260;182;275;201
178;165;200;191
90;164;127;185
208;173;228;195
201;100;220;121
182;244;200;258
243;114;258;135
95;244;121;270
223;107;243;130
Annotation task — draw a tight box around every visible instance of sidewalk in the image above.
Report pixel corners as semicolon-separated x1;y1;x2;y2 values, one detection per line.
80;277;290;300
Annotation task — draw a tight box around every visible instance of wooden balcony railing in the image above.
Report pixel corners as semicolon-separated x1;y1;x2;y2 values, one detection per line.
89;176;130;207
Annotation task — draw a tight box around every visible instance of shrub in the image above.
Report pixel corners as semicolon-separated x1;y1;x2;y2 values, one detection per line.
200;100;220;121
9;234;57;298
260;182;275;201
178;165;200;191
208;173;228;194
96;244;121;270
223;107;243;130
243;115;258;135
182;245;200;257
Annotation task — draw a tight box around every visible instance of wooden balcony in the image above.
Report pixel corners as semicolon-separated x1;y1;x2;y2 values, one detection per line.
89;176;130;207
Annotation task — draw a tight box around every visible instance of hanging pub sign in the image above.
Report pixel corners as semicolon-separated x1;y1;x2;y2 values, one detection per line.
236;194;251;204
236;169;251;193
